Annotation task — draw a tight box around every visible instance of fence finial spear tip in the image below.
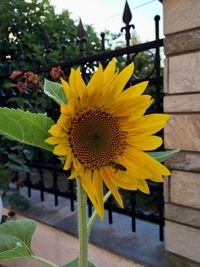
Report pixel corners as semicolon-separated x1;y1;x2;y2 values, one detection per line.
123;0;132;25
78;17;85;39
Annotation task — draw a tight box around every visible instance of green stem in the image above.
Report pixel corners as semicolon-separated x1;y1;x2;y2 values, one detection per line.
87;191;112;237
32;255;58;267
77;178;88;267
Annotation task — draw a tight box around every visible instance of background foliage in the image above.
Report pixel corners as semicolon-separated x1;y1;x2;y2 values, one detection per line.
0;0;101;69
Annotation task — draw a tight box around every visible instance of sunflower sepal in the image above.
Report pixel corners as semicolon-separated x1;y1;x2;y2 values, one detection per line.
147;149;180;162
44;79;68;105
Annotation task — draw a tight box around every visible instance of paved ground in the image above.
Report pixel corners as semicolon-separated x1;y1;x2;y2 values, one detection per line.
2;212;142;267
7;188;166;267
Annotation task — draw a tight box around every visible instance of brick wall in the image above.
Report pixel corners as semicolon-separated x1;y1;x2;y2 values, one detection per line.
163;0;200;265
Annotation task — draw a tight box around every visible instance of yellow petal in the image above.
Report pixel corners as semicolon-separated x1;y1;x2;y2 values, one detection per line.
135;179;150;194
63;152;72;170
48;124;65;137
103;58;116;85
69;68;77;97
111;171;137;190
53;144;70;156
112;95;153;117
122;81;149;98
124;114;171;135
100;167;124;208
87;64;103;96
117;153;150;179
45;136;64;145
81;170;100;216
61;75;79;106
73;157;82;172
60;103;75;116
102;74;118;106
76;68;87;98
68;168;79;179
126;148;171;179
57;115;71;130
117;149;166;182
115;62;134;94
61;78;71;100
93;169;104;220
127;135;163;151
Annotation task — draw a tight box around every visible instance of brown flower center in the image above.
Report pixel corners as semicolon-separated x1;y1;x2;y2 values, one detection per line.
69;107;127;169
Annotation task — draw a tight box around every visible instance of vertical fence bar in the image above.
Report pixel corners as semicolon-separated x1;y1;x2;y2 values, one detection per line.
100;32;105;52
88;199;92;217
108;197;113;224
159;184;164;241
61;44;67;61
7;60;12;75
53;162;58;206
31;53;37;69
130;191;136;232
43;31;52;65
18;39;25;69
154;15;162;113
26;173;32;197
69;179;75;211
154;15;164;241
100;32;106;68
39;168;44;202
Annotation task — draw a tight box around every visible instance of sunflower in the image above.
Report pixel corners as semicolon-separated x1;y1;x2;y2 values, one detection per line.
46;59;171;219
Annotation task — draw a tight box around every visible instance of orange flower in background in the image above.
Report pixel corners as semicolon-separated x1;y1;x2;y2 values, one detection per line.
24;71;39;86
10;70;23;80
16;81;27;93
50;66;66;80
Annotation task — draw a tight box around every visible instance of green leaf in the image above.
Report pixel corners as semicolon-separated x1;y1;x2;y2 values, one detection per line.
0;108;54;152
6;163;30;173
0;219;36;248
148;149;180;162
8;193;30;211
3;82;16;90
63;258;95;267
0;167;13;186
23;148;34;161
0;233;32;261
44;79;67;105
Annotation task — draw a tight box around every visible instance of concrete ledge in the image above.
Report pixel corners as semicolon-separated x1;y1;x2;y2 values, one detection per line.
170;171;200;209
165;221;200;263
164;94;200;113
166;251;200;267
164;115;200;152
164;28;200;56
164;0;200;35
165;203;200;229
168;52;200;94
165;151;200;173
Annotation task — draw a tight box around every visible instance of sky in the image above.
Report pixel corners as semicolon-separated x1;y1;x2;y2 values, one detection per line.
50;0;163;43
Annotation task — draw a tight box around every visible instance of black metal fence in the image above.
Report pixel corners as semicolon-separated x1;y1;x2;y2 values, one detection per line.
0;2;165;240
